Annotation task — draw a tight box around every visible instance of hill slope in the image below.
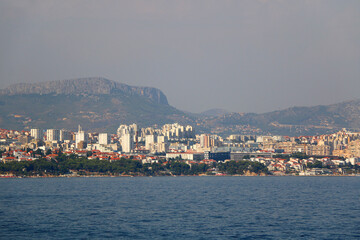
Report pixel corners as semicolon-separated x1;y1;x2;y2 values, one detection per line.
200;108;230;117
0;77;168;105
1;77;360;136
198;100;360;136
0;78;193;132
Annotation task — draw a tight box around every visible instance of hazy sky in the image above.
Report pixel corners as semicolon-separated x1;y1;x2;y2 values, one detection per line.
1;0;359;113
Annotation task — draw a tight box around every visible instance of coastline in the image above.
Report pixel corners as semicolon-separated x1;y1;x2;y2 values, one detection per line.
1;173;359;178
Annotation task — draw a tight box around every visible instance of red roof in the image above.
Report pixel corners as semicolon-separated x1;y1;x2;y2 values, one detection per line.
47;154;58;157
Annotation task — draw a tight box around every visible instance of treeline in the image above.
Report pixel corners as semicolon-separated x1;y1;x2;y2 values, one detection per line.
0;155;269;176
218;161;269;175
273;152;346;161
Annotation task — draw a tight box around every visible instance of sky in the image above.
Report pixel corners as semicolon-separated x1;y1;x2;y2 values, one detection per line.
0;0;359;113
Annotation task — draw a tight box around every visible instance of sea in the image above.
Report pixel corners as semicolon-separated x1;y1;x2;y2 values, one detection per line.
0;176;359;239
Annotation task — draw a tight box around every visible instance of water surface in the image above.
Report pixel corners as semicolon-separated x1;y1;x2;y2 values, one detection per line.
0;176;359;239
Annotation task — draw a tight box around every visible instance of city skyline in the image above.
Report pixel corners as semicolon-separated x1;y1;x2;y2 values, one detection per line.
2;1;360;238
2;122;360;177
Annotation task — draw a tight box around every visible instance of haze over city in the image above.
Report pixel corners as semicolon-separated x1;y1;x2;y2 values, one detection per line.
2;2;360;239
1;0;360;113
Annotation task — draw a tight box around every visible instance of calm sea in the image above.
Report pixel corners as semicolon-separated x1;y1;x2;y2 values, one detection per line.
0;176;359;239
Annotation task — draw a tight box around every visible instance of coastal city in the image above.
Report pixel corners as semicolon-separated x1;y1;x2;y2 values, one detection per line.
2;1;360;239
1;123;360;177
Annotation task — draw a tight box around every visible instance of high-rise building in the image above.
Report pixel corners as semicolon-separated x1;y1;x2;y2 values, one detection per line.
30;128;42;140
157;135;168;153
157;135;167;144
76;125;87;148
117;123;137;137
145;135;155;150
46;129;60;141
60;130;72;141
121;131;133;153
99;133;110;145
162;123;195;139
200;134;210;148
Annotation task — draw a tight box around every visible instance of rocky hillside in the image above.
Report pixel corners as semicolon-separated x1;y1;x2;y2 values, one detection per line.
0;77;168;105
0;78;192;132
1;77;360;136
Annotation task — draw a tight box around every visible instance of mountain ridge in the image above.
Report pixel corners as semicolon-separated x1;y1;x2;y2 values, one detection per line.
0;78;192;132
196;99;360;136
200;108;230;117
1;77;360;136
0;77;168;105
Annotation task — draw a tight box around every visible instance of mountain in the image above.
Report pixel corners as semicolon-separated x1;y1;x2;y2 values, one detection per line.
200;108;230;117
0;78;193;132
0;77;168;105
1;77;360;136
198;100;360;136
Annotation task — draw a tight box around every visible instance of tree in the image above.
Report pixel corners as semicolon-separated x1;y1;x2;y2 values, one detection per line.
291;152;308;159
34;149;44;156
46;149;52;155
307;160;323;168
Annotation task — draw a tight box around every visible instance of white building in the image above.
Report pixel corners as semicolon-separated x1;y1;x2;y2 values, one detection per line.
156;135;168;153
75;125;87;147
117;124;137;137
145;135;155;150
30;128;42;140
46;129;60;141
99;133;110;145
157;135;167;144
162;123;195;139
121;131;133;153
166;152;204;161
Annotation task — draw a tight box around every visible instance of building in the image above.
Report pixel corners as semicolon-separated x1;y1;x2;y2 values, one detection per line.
99;133;110;145
75;125;87;148
117;124;137;137
333;139;360;158
30;128;42;140
46;129;60;141
77;141;87;150
145;135;155;150
157;135;167;144
166;151;204;161
204;151;230;161
307;145;331;156
121;132;133;153
60;130;72;141
200;134;210;149
18;135;31;145
157;135;168;153
162;123;195;139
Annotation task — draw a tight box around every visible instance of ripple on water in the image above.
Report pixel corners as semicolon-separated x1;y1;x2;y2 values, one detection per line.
0;176;360;239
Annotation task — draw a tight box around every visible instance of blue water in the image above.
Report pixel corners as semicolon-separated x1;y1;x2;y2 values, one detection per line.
0;176;359;239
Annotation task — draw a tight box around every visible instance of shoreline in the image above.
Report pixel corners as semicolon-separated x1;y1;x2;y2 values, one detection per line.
1;174;359;178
